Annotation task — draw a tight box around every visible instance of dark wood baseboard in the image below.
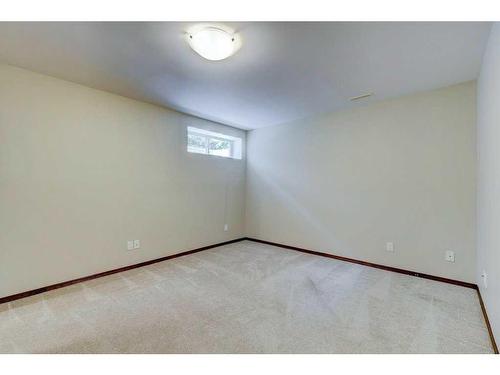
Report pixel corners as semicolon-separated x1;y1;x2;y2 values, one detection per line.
0;237;245;305
476;288;499;354
1;235;497;354
245;237;476;288
245;237;499;353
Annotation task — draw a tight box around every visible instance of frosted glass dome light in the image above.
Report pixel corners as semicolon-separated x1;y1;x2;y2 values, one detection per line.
187;27;240;61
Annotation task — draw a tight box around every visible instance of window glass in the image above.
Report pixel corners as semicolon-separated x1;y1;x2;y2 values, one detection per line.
208;138;232;157
187;133;208;155
187;127;242;160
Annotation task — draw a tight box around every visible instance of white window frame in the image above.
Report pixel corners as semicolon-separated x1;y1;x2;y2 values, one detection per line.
187;127;242;160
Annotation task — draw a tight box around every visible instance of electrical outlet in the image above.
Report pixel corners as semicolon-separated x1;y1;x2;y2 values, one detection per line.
445;250;455;262
127;240;134;251
482;271;488;288
386;242;394;252
133;240;140;249
224;224;228;232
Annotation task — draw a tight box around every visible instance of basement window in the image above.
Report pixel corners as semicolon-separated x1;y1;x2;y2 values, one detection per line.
187;127;242;159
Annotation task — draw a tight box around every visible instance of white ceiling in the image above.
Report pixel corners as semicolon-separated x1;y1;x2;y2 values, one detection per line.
0;22;491;130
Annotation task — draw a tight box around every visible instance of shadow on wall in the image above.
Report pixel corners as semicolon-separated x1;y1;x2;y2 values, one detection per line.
246;162;343;250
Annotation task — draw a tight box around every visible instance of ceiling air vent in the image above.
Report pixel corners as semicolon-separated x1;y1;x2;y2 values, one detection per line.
349;93;373;101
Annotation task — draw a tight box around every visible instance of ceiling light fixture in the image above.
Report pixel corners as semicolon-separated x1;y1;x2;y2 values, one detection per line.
187;26;240;61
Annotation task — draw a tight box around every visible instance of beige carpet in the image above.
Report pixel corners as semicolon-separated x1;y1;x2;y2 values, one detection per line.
0;240;494;353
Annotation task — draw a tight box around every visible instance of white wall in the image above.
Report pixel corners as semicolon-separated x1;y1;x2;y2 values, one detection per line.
477;23;500;342
0;64;246;298
246;82;476;282
0;61;481;299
